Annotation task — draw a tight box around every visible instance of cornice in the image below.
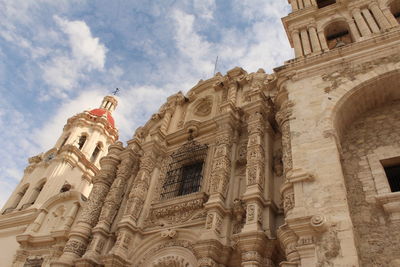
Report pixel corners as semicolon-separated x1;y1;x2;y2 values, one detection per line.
0;209;38;230
64;112;118;141
275;28;400;81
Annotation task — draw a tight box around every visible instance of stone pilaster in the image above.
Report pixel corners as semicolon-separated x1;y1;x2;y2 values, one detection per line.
80;147;139;265
52;142;123;267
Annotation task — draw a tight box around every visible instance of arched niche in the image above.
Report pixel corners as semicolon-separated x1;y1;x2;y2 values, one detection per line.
324;20;353;50
332;70;400;143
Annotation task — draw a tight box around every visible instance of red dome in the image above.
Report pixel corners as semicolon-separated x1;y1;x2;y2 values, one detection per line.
89;108;115;128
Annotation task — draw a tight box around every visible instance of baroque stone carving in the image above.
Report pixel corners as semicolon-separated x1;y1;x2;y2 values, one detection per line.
275;100;294;176
322;53;400;93
136;240;195;267
153;255;189;267
194;96;213;116
209;132;232;195
148;194;207;225
161;229;177;239
63;239;87;256
283;191;295;212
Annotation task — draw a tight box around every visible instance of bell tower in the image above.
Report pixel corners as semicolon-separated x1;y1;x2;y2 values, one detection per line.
1;95;119;215
276;0;400;266
283;0;399;58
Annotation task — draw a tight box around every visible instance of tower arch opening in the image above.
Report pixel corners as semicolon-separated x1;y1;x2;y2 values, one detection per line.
3;184;30;214
332;70;400;266
316;0;336;9
90;142;103;163
77;134;87;150
324;21;353;50
22;179;46;209
390;0;400;23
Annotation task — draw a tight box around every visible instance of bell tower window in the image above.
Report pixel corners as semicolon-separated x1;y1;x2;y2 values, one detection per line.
78;135;87;150
160;139;208;200
90;143;102;162
325;21;353;50
316;0;336;9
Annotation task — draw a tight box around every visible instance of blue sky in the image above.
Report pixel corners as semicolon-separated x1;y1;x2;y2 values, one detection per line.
0;0;293;207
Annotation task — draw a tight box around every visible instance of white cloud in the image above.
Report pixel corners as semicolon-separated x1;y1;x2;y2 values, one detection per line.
54;16;106;71
171;9;214;75
41;16;107;98
193;0;215;20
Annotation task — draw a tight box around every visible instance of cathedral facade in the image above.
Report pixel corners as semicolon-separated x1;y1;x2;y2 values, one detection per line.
1;0;400;266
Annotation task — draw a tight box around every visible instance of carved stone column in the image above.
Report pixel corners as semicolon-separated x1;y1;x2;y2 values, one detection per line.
300;29;311;55
361;8;380;33
62;202;80;231
194;240;226;267
303;0;311;8
369;2;391;29
227;79;238;106
275;100;293;178
80;148;138;265
235;232;274;267
347;19;361;42
160;109;173;134
277;224;300;266
317;30;329;51
381;7;399;27
289;0;298;11
291;30;303;58
105;149;157;265
308;25;321;53
30;210;48;232
242;111;267;233
246;112;265;188
52;142;123;267
352;8;372;37
209;126;233;198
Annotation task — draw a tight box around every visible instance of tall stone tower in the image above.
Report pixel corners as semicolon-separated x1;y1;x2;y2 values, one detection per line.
0;96;118;266
276;0;400;266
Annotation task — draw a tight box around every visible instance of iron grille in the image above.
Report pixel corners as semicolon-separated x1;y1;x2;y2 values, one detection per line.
161;139;208;200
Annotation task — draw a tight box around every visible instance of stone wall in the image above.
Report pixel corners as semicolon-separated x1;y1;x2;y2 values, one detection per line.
341;100;400;267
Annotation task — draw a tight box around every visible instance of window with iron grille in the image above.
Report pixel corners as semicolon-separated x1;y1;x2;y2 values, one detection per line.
160;139;208;200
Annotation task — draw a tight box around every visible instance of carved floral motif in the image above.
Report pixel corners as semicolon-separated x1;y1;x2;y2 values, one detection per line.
149;195;206;225
194;96;213;116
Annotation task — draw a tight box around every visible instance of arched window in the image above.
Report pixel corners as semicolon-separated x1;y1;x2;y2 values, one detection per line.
22;180;46;209
90;142;102;162
78;135;87;150
3;184;29;214
60;134;70;148
390;0;400;24
316;0;335;8
324;21;353;50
